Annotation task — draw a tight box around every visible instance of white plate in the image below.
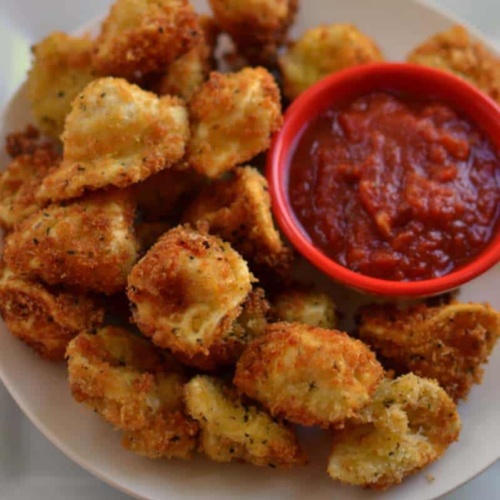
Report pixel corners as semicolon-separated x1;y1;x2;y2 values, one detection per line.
1;1;500;499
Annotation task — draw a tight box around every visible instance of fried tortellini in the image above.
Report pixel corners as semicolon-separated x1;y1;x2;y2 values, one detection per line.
67;326;198;459
184;375;306;467
4;190;139;295
408;25;500;104
127;226;253;360
208;0;297;64
27;32;96;138
37;77;189;202
327;374;461;490
183;166;291;273
173;287;269;371
270;288;337;328
234;322;384;428
357;302;500;401
0;132;59;230
158;15;219;100
92;0;201;79
279;24;383;100
0;266;104;360
187;68;282;178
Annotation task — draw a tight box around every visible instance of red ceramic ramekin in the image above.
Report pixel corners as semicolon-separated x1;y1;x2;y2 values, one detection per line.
267;62;500;297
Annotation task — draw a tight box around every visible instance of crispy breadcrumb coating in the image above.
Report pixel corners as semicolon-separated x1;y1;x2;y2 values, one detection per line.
357;302;500;401
327;374;461;490
187;68;282;179
5;125;48;158
92;0;200;79
4;190;139;295
0;265;104;360
279;24;383;100
174;287;269;370
121;411;198;458
184;375;306;467
208;0;298;65
183;166;291;273
133;165;205;222
0;138;59;230
27;32;96;138
408;25;500;103
158;15;219;100
67;326;198;459
270;288;337;328
127;226;253;359
234;322;384;428
37;77;189;202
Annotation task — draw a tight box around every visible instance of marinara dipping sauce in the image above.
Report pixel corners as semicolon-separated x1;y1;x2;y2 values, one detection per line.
288;92;500;281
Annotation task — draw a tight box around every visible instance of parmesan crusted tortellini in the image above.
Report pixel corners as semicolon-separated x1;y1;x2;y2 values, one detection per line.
408;25;500;104
37;77;190;202
92;0;201;79
173;287;269;371
187;68;282;178
357;302;500;401
158;15;219;100
127;226;253;360
67;327;198;459
270;288;337;328
279;24;384;100
183;166;291;273
234;322;384;428
4;190;139;295
184;375;306;467
0;266;104;360
208;0;297;64
0;133;59;230
327;374;461;490
27;32;96;138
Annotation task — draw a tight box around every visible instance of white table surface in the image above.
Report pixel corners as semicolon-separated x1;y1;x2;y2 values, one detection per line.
1;0;500;498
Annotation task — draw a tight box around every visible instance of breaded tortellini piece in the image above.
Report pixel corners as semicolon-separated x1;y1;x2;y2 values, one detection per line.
271;288;337;328
208;0;297;65
4;190;139;295
187;68;283;178
27;32;96;138
127;226;253;360
183;166;291;273
37;77;189;202
357;302;500;401
67;327;198;459
279;24;384;100
327;374;461;490
408;25;500;103
234;322;384;428
184;375;306;467
133;165;205;222
0;135;59;230
174;287;269;371
92;0;200;79
0;265;104;360
158;15;219;100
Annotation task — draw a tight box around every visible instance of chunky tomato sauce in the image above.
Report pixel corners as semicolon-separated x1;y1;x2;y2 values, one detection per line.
288;92;500;281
